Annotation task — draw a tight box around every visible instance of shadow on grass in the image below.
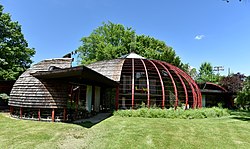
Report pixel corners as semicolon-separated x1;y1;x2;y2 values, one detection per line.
73;113;112;128
230;110;250;122
77;121;96;128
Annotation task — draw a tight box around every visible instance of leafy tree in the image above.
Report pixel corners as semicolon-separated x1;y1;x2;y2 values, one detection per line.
187;67;198;80
196;62;220;83
219;73;245;93
77;21;188;70
236;76;250;110
0;93;9;102
0;4;35;80
199;62;213;75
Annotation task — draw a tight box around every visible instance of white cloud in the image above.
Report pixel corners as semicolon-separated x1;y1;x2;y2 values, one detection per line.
194;35;205;40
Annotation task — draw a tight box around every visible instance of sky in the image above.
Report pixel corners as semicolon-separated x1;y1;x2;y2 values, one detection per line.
1;0;250;76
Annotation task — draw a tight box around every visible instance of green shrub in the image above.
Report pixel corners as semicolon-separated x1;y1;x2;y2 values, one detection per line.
0;93;9;101
203;108;217;118
113;107;230;119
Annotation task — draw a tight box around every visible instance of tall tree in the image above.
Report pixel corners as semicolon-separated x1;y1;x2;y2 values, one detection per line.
197;62;212;82
77;21;187;70
236;76;250;109
196;62;221;83
0;4;35;80
187;66;198;80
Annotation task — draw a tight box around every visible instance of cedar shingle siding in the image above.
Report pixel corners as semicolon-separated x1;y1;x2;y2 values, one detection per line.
9;58;72;109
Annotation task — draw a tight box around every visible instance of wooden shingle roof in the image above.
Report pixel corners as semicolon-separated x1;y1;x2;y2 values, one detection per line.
9;58;72;108
86;59;125;82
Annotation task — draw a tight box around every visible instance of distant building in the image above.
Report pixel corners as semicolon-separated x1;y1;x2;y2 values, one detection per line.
198;82;233;108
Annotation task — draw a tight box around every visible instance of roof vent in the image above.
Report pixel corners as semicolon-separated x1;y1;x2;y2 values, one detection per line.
121;52;146;59
48;66;61;71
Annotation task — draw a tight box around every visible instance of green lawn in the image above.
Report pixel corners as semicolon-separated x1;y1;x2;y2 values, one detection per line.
0;111;250;149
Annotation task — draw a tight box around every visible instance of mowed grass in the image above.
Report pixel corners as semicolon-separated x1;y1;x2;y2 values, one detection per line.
0;111;250;149
0;113;88;149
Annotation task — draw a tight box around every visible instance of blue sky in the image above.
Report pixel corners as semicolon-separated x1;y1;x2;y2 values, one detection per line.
1;0;250;76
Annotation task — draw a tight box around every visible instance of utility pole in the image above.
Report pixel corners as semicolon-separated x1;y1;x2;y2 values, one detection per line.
213;66;224;75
